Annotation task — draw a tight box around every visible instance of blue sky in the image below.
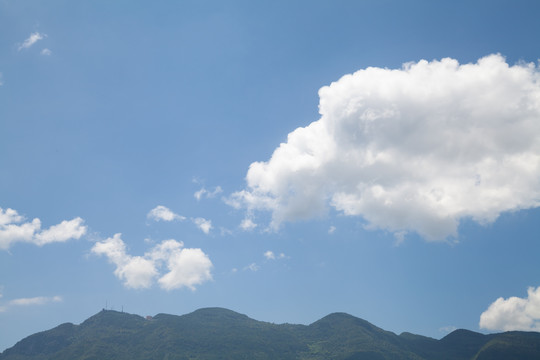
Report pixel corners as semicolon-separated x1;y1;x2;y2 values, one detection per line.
2;0;540;352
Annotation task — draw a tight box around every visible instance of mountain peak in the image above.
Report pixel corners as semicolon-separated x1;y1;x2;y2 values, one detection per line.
189;307;248;318
310;311;381;332
81;309;145;329
180;307;253;325
317;312;359;321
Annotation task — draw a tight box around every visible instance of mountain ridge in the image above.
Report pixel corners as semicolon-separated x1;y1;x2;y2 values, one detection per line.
1;307;539;360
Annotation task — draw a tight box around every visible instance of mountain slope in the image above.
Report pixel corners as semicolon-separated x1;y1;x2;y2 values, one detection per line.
1;308;539;360
304;312;423;359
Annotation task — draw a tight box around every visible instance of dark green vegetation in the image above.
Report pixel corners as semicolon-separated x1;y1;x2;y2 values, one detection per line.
1;308;539;360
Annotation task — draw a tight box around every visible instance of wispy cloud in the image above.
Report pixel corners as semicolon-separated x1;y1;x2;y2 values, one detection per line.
264;250;286;260
439;325;457;334
0;207;87;250
219;227;233;236
92;234;213;291
147;205;185;222
480;286;540;331
41;48;52;56
244;263;259;272
147;206;212;235
239;218;257;231
192;217;212;234
9;296;62;306
0;295;62;313
228;54;540;241
18;32;46;51
194;186;222;201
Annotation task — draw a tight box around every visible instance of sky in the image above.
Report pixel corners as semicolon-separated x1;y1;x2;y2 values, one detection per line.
1;0;540;352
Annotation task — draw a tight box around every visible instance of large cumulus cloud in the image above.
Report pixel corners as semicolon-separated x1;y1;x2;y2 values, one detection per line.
228;54;540;240
480;286;540;331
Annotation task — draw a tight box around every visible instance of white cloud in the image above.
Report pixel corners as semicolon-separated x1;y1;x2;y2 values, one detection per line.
0;295;62;313
9;296;62;306
0;73;3;86
220;227;233;236
18;32;46;51
92;234;158;289
264;250;286;260
34;218;87;246
0;208;24;226
150;240;213;291
240;218;257;231
479;286;540;332
228;54;540;241
41;48;52;56
91;234;212;290
0;218;40;249
328;226;336;234
194;189;205;201
192;217;212;234
194;186;223;201
0;207;87;250
147;206;212;235
147;205;185;222
244;263;259;272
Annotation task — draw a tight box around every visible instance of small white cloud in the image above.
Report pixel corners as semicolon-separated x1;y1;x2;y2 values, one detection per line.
150;240;213;291
194;189;205;201
264;251;286;260
0;207;87;250
9;296;62;306
240;218;257;231
479;286;540;331
147;205;185;222
91;234;158;289
244;263;259;272
18;32;46;51
0;208;24;226
92;234;212;291
0;217;40;249
228;54;540;241
0;73;3;86
34;217;87;246
220;227;233;236
192;217;212;234
41;48;52;56
194;186;223;201
328;226;336;234
393;231;407;245
0;294;62;313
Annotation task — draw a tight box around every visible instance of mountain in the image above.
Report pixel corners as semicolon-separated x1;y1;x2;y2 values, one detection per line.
1;308;539;360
